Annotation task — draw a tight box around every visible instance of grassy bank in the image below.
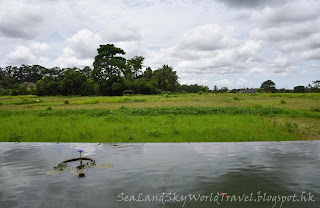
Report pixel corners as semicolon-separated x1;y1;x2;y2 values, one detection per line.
0;93;319;142
0;93;319;111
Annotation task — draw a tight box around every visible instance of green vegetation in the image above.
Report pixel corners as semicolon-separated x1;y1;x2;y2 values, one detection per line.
0;93;319;142
1;44;319;97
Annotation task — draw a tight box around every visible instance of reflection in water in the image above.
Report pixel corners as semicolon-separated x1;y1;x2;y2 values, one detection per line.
0;142;319;208
46;156;113;177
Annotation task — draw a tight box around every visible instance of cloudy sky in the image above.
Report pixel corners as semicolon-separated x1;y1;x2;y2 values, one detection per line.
0;0;319;89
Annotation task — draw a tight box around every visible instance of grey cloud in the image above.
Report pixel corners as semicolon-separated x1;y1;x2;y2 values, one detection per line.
252;0;320;27
0;27;35;39
251;20;320;42
0;3;44;39
148;25;263;77
0;16;43;39
101;28;142;42
302;49;320;60
216;0;287;8
278;33;320;53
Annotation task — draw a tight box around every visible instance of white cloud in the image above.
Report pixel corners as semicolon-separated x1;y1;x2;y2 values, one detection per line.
67;29;101;59
5;45;49;66
52;47;93;68
147;24;263;78
302;49;320;60
236;77;247;86
30;42;49;56
52;28;146;67
250;67;265;73
214;79;232;87
177;24;238;51
5;46;37;65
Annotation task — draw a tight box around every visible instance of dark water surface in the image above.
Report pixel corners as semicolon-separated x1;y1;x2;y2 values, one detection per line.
0;142;319;208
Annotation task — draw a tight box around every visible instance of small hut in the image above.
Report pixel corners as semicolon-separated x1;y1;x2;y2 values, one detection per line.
123;89;134;96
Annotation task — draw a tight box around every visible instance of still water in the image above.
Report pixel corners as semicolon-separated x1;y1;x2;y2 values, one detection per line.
0;142;319;208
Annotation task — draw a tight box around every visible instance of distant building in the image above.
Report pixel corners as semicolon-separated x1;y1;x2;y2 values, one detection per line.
238;88;259;93
123;89;134;96
20;82;36;90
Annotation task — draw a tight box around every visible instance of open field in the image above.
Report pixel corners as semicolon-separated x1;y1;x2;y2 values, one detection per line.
0;93;319;142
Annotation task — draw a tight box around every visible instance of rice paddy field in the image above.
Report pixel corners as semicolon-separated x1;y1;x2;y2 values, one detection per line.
0;93;319;142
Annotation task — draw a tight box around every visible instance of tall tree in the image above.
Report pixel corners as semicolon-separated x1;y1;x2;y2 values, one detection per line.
92;44;126;92
313;80;320;88
154;65;178;91
143;67;153;80
127;56;144;78
260;80;276;93
0;66;17;89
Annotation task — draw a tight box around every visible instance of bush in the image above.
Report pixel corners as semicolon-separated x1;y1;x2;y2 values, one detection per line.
312;107;320;112
64;100;69;104
0;89;10;96
198;91;203;95
280;100;287;104
233;96;240;101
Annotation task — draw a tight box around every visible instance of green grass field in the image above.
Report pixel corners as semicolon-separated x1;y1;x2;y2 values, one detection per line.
0;93;319;142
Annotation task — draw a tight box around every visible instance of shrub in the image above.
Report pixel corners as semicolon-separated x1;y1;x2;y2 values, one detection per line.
280;100;287;104
64;100;69;104
233;96;240;101
8;133;23;142
198;91;203;95
312;107;320;112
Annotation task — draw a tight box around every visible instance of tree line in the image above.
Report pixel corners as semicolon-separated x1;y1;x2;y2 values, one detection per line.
258;80;320;93
0;44;208;96
0;44;319;96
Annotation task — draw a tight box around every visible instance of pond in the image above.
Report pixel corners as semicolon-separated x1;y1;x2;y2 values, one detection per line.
0;142;319;208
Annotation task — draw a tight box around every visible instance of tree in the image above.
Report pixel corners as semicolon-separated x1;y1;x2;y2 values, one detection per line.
123;63;134;81
143;67;153;80
153;65;178;91
22;65;46;83
80;66;92;78
294;86;306;93
260;80;276;93
92;44;126;93
59;69;93;95
213;85;218;93
36;76;59;96
127;56;144;78
178;84;209;93
0;66;17;89
313;80;320;89
220;87;228;92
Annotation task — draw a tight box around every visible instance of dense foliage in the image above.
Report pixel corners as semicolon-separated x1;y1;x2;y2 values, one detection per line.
0;44;319;96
